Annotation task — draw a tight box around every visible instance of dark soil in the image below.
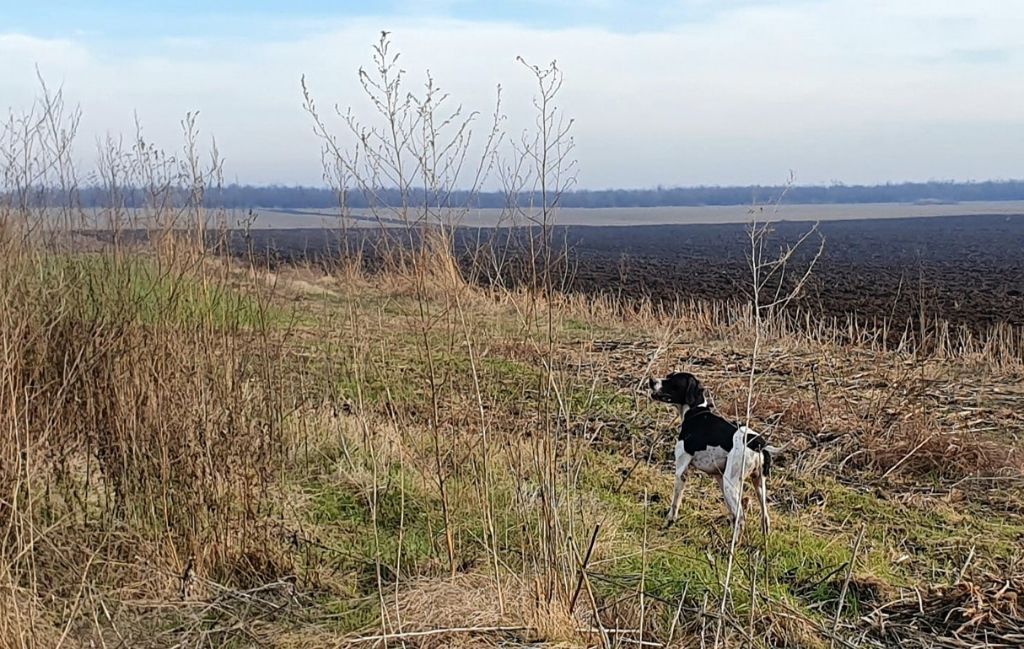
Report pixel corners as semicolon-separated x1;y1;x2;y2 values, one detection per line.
104;212;1024;333
548;214;1024;332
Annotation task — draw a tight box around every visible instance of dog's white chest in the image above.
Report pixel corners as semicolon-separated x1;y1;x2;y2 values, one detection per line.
690;447;729;474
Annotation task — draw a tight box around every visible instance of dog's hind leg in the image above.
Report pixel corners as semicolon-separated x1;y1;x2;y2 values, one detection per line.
723;431;759;536
713;474;733;519
667;442;692;526
721;473;744;533
751;470;770;536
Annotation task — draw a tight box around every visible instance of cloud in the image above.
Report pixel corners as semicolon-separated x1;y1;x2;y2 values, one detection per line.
944;48;1011;65
2;0;1023;187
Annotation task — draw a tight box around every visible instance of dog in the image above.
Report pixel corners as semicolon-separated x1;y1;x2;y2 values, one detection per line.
648;371;776;535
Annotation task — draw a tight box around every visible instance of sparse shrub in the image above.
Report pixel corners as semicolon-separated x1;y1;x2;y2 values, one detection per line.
862;411;1023;480
778;396;821;438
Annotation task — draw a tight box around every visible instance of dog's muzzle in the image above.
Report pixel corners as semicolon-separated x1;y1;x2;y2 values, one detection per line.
648;378;670;402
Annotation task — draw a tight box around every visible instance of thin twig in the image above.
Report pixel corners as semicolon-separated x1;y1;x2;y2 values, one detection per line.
831;524;866;649
344;625;528;644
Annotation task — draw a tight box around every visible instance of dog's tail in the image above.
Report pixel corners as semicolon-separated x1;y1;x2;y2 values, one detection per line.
760;441;791;479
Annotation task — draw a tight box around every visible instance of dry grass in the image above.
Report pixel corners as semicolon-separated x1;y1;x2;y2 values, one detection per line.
863;412;1024;481
364;573;580;648
4;229;1024;647
865;572;1024;648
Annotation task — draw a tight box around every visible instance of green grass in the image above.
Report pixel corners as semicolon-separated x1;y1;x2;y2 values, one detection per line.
301;459;445;583
37;255;282;329
791;475;1024;584
573;450;927;619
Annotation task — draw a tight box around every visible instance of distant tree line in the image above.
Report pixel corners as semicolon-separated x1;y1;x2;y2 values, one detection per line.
13;179;1024;209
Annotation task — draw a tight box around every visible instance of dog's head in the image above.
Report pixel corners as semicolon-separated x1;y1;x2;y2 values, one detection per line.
648;372;705;409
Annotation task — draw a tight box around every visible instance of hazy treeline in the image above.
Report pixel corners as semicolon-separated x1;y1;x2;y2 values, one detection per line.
19;179;1024;209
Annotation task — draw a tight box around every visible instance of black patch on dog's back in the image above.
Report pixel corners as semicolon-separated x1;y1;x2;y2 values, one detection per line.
679;407;766;456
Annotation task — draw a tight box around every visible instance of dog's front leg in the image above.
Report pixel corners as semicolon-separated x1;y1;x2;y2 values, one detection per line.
666;443;692;527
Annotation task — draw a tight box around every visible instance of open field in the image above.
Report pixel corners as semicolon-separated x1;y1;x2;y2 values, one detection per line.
25;133;1024;649
264;201;1024;227
4;229;1023;648
6;36;1024;649
209;212;1024;338
61;200;1024;230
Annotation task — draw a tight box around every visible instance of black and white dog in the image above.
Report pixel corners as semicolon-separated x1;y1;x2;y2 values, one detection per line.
648;372;776;535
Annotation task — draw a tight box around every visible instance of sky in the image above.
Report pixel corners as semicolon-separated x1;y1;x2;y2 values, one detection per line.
2;0;1023;188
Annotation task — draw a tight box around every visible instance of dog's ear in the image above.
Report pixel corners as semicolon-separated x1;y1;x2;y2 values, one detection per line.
684;375;704;407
